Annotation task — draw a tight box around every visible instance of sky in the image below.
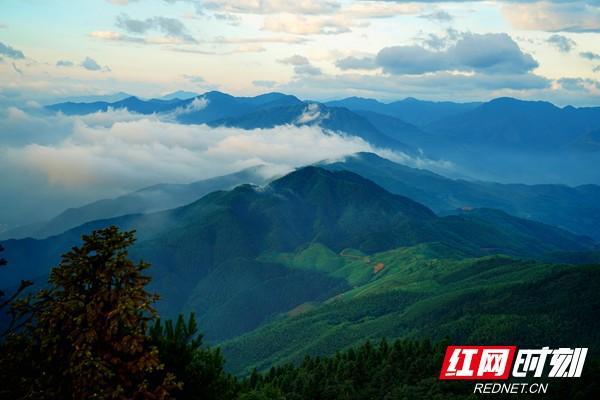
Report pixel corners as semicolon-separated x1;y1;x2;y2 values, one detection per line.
0;0;600;231
0;0;599;105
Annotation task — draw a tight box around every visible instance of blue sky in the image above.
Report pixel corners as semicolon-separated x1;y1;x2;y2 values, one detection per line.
0;0;599;105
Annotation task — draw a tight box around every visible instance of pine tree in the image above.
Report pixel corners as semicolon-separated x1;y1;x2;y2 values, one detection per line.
149;313;238;400
0;226;176;399
0;244;33;315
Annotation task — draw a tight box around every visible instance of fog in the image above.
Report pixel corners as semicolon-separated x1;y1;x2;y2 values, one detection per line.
0;106;448;231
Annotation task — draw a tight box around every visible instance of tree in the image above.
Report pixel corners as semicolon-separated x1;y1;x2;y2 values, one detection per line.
150;313;238;400
0;244;33;313
0;244;33;338
0;226;176;399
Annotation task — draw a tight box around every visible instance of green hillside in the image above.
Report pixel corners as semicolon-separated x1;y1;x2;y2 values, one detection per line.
1;167;595;344
221;243;600;374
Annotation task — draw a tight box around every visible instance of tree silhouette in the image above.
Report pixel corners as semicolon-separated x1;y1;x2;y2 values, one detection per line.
0;226;176;399
150;313;237;400
0;244;33;334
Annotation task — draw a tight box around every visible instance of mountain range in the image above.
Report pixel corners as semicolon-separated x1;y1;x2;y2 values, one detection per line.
3;91;597;375
47;90;600;184
326;96;600;152
322;152;600;241
6;152;600;242
1;167;595;344
47;92;600;151
324;96;482;127
48;91;415;153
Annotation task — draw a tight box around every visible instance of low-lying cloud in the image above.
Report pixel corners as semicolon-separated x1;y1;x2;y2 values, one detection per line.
1;106;444;229
11;116;368;188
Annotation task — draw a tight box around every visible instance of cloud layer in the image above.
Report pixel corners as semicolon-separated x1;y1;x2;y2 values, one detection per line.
0;106;406;228
503;2;600;33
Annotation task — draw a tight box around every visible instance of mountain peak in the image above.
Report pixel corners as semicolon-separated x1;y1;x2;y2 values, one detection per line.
346;152;386;162
202;90;234;100
160;90;199;100
117;96;142;104
486;97;557;110
270;166;383;196
269;166;436;218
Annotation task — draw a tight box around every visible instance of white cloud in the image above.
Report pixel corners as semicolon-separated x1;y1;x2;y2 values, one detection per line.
81;57;110;72
0;95;472;228
342;2;423;19
5;110;371;188
546;34;576;53
170;96;209;116
503;2;600;32
90;30;144;43
204;0;341;15
295;103;328;124
211;35;309;44
263;14;350;35
279;55;310;66
0;42;25;59
207;1;423;36
581;51;600;61
81;57;101;71
336;55;377;70
56;59;75;67
115;14;197;43
205;0;421;20
419;10;453;23
376;33;538;75
0;106;453;227
279;54;322;75
107;0;137;4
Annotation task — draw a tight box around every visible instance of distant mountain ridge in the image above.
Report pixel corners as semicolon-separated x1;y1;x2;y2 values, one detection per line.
426;97;600;151
323;152;600;240
6;152;600;242
48;92;600;155
159;90;199;100
325;96;482;126
47;91;600;183
47;91;415;153
210;103;412;151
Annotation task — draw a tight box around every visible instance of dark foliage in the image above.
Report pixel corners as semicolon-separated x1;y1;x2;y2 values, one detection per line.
240;339;469;400
0;227;176;399
240;339;600;400
149;313;238;400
